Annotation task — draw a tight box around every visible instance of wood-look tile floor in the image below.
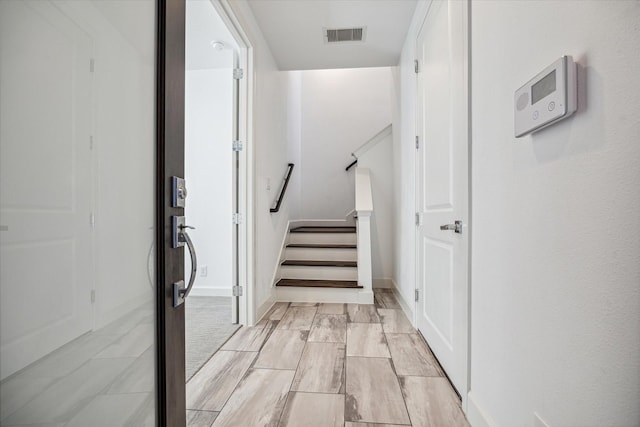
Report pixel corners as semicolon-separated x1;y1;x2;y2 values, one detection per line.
187;290;470;427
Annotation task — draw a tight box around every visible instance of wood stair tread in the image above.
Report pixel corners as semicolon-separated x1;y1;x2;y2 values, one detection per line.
281;260;357;267
276;279;362;289
286;243;357;249
290;226;356;233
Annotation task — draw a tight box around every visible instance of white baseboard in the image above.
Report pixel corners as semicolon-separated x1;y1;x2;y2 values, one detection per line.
189;287;232;297
467;391;496;427
373;277;394;288
390;278;415;326
255;295;276;325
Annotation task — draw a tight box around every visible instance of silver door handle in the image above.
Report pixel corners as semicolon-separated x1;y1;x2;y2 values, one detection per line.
172;215;198;307
173;226;198;307
440;220;463;234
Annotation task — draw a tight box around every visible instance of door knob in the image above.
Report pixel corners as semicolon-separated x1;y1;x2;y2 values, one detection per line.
440;220;463;234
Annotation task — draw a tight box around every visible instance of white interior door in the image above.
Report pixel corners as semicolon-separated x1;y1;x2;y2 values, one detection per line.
415;0;470;405
0;0;93;379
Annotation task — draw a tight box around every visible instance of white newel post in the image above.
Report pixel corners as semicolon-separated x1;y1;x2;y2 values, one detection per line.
355;168;374;304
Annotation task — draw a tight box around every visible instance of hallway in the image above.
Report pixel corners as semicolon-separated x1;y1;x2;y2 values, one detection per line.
186;290;469;426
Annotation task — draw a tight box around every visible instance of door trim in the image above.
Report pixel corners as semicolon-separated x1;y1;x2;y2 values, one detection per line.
213;0;254;325
156;0;186;424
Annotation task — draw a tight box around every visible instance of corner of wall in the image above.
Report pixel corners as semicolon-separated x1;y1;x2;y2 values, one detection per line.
391;278;415;324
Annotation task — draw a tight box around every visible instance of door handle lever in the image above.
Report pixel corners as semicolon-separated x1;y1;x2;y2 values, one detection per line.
440;220;463;234
174;227;197;307
172;216;198;307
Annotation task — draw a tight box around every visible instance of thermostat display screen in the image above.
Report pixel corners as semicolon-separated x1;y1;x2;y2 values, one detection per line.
514;56;577;137
531;70;556;105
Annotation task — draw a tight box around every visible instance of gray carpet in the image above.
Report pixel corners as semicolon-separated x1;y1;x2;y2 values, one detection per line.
185;296;240;381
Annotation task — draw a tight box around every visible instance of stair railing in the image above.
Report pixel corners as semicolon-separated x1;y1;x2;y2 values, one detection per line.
345;124;392;172
355;167;373;294
270;163;295;213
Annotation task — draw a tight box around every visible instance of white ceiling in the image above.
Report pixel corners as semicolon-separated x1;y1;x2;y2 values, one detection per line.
247;0;417;71
186;0;239;70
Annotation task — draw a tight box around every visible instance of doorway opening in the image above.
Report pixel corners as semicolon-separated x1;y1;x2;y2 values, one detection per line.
183;0;251;383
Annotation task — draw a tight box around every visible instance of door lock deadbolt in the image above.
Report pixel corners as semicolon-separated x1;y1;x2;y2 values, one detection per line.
171;176;187;208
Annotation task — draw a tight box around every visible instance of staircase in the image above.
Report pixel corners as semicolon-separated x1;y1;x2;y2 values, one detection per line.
274;224;373;303
276;226;362;289
272;169;375;304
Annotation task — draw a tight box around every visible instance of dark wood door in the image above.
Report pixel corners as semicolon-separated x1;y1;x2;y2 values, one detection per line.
156;0;186;425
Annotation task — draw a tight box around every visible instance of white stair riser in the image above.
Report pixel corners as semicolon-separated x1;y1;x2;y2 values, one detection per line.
280;265;358;281
285;247;357;262
289;232;356;245
275;287;373;304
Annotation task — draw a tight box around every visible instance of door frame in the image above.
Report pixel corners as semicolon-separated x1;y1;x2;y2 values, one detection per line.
156;0;187;424
212;0;254;327
156;0;255;424
413;0;472;412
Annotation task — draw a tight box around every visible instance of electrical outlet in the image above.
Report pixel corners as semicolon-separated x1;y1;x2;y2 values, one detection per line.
200;265;208;277
266;178;271;191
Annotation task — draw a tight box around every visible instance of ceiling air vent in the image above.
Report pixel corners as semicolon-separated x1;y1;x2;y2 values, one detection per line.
324;27;366;43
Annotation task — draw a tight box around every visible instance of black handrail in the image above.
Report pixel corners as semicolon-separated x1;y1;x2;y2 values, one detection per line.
345;159;358;171
270;163;294;213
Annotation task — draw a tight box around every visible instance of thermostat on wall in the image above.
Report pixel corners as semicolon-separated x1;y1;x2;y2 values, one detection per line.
514;56;577;137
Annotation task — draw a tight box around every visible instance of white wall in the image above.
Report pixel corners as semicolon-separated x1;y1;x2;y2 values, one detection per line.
297;68;393;220
286;71;302;220
357;132;395;284
185;65;234;296
469;1;640;425
228;0;297;317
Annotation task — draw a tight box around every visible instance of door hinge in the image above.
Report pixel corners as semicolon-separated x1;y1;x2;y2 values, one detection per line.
232;285;243;296
415;212;421;226
90;58;95;73
91;289;96;303
233;213;243;225
89;213;95;229
414;59;419;74
415;289;419;301
89;135;94;150
232;140;243;151
415;135;420;149
233;68;244;80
